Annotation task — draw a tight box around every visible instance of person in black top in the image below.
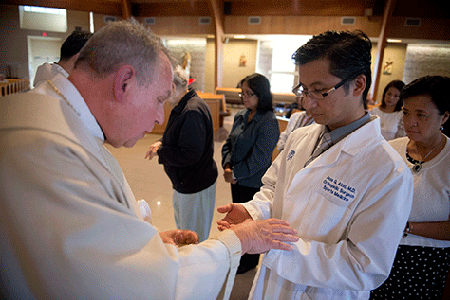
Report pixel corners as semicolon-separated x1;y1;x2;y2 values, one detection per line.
145;69;218;242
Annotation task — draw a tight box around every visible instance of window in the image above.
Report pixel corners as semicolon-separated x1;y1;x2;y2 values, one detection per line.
268;35;311;93
19;5;67;32
89;12;95;33
23;6;65;15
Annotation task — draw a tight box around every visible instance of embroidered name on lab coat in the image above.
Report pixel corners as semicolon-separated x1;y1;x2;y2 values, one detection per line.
287;150;295;161
323;176;356;202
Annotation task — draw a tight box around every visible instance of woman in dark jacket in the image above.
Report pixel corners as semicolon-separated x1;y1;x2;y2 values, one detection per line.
145;69;217;242
222;73;279;273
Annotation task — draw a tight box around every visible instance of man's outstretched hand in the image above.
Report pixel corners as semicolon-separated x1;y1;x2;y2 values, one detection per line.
217;203;252;231
231;219;299;254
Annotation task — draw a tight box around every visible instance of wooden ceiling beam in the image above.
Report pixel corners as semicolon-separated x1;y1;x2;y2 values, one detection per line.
226;1;368;16
121;0;132;19
292;0;299;14
206;0;225;88
370;0;396;101
207;0;224;28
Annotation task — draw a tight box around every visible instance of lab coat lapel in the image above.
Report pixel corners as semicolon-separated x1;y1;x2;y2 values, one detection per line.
304;140;344;169
286;118;381;197
279;124;321;206
303;117;381;170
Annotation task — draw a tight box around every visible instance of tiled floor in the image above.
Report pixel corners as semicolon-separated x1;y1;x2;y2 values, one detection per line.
105;107;256;299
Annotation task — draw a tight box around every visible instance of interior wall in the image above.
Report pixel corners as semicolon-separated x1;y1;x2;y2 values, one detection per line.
164;40;206;92
221;39;258;88
225;16;382;38
0;5;90;80
224;15;450;43
67;10;90;33
403;45;450;85
28;37;63;84
135;16;214;36
28;39;62;60
371;43;408;103
204;39;216;93
93;13;120;31
387;17;450;41
208;39;407;96
0;5;34;79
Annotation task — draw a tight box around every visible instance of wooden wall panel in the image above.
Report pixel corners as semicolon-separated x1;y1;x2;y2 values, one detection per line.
227;0;369;17
150;97;221;133
386;17;450;41
132;2;210;16
224;16;382;37
135;16;215;35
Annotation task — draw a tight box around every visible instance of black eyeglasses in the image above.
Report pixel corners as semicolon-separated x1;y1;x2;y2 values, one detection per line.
292;77;349;100
239;92;256;98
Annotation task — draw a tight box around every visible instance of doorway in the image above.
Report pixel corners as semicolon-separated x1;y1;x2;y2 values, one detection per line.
27;36;62;86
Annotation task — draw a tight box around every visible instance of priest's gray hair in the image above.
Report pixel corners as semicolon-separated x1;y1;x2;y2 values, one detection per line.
75;19;175;85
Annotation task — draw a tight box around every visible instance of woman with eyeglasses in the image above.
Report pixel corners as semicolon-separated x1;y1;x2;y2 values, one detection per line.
221;73;279;274
370;80;406;141
370;76;450;299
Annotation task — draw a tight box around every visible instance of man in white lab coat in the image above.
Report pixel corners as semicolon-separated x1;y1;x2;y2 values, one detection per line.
217;30;414;299
0;20;299;300
33;30;92;86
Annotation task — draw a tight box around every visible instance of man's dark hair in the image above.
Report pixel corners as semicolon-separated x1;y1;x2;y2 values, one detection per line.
242;73;273;113
60;30;93;61
380;79;405;112
292;30;372;108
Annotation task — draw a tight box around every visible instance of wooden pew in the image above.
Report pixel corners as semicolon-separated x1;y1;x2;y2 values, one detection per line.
272;92;297;107
1;79;30;97
151;92;223;134
216;86;298;108
215;87;241;105
197;91;230;128
272;116;289;161
203;97;220;132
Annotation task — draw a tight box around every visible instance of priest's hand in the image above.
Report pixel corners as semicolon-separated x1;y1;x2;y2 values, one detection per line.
231;219;299;254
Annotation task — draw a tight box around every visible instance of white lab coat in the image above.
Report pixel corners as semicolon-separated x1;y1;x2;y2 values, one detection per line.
244;117;414;299
0;80;240;300
276;111;315;151
33;62;69;86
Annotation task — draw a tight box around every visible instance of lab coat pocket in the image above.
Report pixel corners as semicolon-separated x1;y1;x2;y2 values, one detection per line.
300;186;356;243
